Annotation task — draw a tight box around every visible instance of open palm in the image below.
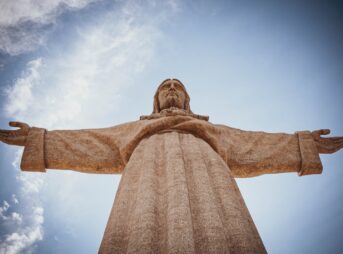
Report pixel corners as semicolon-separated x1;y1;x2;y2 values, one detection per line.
312;129;343;154
0;122;30;146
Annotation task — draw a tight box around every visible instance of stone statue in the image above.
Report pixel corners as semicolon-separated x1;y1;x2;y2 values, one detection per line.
0;79;342;253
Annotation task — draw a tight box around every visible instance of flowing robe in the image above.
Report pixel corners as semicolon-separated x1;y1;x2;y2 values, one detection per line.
20;115;323;253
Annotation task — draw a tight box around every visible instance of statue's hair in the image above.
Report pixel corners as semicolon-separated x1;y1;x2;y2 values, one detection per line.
140;78;208;121
153;79;192;113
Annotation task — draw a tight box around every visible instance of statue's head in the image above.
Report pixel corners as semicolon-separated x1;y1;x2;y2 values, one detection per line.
140;78;207;121
153;79;192;113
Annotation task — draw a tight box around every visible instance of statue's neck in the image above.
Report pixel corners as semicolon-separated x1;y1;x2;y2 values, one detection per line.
140;107;209;121
160;107;187;114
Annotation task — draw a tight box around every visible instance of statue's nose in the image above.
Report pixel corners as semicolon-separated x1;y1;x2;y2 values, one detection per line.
170;84;176;90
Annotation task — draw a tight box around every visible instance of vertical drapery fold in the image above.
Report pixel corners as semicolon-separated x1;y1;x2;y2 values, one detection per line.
18;115;324;254
100;132;267;253
180;134;229;253
126;136;160;253
197;135;266;253
99;137;146;253
164;132;196;254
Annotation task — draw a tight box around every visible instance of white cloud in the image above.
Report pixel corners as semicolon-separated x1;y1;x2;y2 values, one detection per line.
0;197;21;224
0;201;10;220
0;0;98;55
0;24;50;56
1;0;182;252
0;199;22;223
0;207;44;254
0;0;97;27
0;151;44;254
11;195;19;205
3;1;170;129
9;213;23;224
16;175;44;194
4;58;42;117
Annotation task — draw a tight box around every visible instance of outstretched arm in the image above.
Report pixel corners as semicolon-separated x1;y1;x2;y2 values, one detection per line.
0;121;127;174
214;125;342;178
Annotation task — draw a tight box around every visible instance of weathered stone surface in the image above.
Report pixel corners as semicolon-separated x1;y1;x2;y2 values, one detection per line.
1;78;342;253
99;132;267;253
20;114;322;178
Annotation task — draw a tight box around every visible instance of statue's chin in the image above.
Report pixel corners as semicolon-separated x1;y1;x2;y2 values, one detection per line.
160;106;183;112
160;97;183;110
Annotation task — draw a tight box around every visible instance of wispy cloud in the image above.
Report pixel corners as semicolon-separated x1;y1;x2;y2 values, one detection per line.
0;150;45;254
0;206;44;254
0;200;22;224
11;195;18;205
0;0;97;55
0;0;97;26
0;201;10;220
0;23;50;56
0;193;42;254
2;0;178;129
1;0;181;252
4;58;42;117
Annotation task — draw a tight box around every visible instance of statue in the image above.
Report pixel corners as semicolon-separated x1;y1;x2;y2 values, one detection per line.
0;79;342;253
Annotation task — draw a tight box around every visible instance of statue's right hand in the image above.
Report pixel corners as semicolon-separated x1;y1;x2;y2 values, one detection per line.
0;121;30;146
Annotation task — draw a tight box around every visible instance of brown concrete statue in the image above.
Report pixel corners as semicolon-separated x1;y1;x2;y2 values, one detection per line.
0;79;342;253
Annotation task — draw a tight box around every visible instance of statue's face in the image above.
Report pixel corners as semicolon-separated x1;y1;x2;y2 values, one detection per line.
158;80;187;111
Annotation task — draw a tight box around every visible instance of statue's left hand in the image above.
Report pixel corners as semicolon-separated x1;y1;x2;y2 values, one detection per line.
0;121;30;146
312;129;343;154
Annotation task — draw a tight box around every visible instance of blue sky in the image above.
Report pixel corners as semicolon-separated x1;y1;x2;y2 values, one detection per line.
0;0;342;253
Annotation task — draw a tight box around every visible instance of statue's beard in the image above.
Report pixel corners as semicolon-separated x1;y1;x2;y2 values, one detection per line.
160;95;184;110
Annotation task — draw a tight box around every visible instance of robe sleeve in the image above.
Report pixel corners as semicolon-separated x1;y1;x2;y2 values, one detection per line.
20;123;137;174
214;125;323;178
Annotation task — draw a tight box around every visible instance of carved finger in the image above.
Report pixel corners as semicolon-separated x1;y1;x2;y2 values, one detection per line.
9;121;29;129
0;131;20;139
312;129;328;140
328;137;343;142
0;133;10;139
315;129;331;136
322;137;343;146
328;142;343;153
0;129;12;134
312;130;320;136
0;136;12;144
329;140;342;148
320;140;343;153
321;129;330;135
333;140;343;148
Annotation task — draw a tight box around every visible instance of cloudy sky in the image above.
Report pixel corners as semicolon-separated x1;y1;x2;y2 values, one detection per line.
0;0;342;253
